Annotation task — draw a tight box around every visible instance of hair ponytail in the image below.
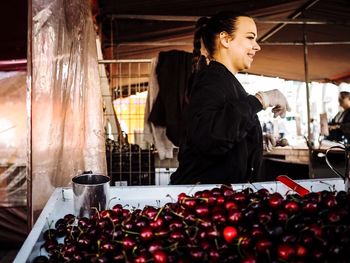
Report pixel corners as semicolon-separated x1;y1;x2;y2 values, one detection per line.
192;16;209;72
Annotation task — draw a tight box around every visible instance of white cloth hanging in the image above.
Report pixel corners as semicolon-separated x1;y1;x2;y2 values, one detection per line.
143;57;174;160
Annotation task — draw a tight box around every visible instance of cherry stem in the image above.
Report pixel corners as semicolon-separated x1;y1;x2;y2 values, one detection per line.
248;182;259;190
91;207;100;220
122;250;128;263
236;237;245;258
108;197;118;209
45;217;54;229
187;182;201;195
123;229;139;235
166;194;176;202
154;206;164;221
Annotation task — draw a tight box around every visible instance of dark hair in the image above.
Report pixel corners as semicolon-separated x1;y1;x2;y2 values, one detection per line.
339;91;350;101
192;11;250;72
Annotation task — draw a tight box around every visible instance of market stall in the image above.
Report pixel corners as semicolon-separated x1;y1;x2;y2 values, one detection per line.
3;0;350;261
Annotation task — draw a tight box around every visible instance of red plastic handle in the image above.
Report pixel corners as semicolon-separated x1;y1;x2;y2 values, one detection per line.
276;175;310;197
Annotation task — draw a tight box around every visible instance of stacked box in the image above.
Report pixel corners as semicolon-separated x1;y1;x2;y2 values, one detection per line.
106;139;155;186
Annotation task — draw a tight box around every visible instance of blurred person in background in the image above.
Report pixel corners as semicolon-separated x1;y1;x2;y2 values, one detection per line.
327;91;350;142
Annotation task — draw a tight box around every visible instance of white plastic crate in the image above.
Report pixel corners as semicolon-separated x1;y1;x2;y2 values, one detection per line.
14;178;345;262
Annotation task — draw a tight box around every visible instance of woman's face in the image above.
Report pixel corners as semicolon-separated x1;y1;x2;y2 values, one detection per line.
227;17;261;72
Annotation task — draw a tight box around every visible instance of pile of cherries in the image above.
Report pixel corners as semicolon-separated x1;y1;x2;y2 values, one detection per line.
34;185;350;262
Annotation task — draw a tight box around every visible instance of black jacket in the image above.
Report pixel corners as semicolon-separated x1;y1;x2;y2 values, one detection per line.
170;61;263;184
328;108;350;142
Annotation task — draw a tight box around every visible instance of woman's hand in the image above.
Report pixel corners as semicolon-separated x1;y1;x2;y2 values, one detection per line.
255;89;291;118
329;124;340;131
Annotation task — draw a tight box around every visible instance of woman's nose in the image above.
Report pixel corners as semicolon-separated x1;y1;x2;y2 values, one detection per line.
254;42;261;51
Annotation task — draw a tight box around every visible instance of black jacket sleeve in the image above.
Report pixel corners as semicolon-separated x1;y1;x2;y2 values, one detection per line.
185;70;262;155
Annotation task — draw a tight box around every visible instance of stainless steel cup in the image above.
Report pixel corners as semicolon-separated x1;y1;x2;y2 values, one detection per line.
72;173;110;218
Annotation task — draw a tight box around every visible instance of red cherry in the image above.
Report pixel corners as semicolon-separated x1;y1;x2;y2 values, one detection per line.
256;238;272;253
225;200;238;210
240;254;257;263
296;245;307;257
302;202;318;214
327;210;341;223
153;250;168;263
134;254;148;263
169;230;185;241
207;227;220;239
227;209;243;224
216;195;226;206
169;219;183;230
322;195;338;208
258;211;272;224
277;243;295;260
122;236;136;251
212;211;226;224
284;200;299;214
190;247;205;260
268;192;284;209
148;241;163;253
250;226;264;238
208;249;220;262
200;189;211;198
100;209;113;219
224;189;235;197
122;208;130;218
63;213;76;224
195;204;209;217
198;219;212;229
112;203;123;215
276;210;289;223
223;226;238;243
149;217;164;229
140;226;154;241
142;206;158;220
232;192;246;203
199;240;211;250
177;192;187;203
239;234;253;249
257;188;270;197
100;242;116;254
308;223;323;237
210;187;222;196
182;198;197;209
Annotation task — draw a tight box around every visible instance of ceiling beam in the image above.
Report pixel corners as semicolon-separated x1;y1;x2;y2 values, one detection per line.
102;41;350;47
258;0;320;42
107;14;350;25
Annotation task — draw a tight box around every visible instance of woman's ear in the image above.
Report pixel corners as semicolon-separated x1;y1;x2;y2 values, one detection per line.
219;31;230;48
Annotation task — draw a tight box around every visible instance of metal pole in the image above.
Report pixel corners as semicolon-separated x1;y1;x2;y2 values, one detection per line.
303;29;314;179
27;0;33;230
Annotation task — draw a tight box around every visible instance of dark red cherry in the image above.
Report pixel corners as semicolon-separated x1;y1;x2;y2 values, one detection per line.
140;226;154;242
256;238;272;253
277;243;295;261
152;250;168;263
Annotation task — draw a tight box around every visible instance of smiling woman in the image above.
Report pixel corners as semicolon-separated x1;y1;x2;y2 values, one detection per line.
170;11;290;185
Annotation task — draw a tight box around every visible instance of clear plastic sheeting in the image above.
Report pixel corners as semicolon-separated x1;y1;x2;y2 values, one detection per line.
0;164;26;207
0;72;27;207
31;0;106;213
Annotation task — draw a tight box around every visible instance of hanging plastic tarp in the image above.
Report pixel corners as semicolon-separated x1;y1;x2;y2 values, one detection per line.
31;0;106;215
0;72;27;207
